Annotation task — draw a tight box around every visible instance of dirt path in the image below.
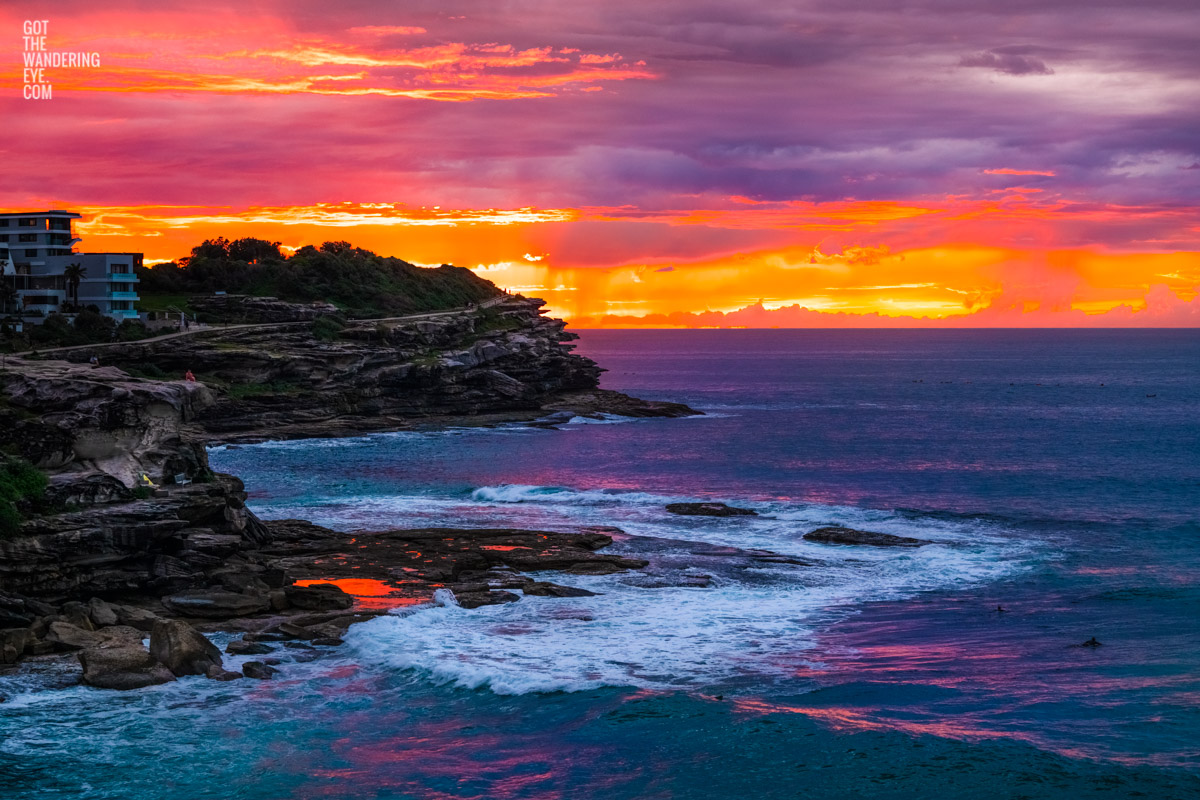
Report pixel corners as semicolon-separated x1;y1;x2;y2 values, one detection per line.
8;295;510;358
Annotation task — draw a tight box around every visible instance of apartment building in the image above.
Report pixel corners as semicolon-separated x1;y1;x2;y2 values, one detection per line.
0;210;141;322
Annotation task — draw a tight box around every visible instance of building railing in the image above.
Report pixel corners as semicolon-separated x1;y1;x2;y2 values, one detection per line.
108;291;140;300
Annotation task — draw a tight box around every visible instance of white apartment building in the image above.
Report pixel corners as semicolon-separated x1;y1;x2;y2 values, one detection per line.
0;210;141;322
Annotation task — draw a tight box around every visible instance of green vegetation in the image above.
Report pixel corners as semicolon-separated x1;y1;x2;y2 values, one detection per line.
137;238;501;319
0;456;47;537
135;293;195;315
1;310;151;353
311;313;347;341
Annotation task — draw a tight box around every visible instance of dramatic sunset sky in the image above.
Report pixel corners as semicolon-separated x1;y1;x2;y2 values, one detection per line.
3;0;1198;326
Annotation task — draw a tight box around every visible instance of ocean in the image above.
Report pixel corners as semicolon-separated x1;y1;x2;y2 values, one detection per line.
3;329;1199;799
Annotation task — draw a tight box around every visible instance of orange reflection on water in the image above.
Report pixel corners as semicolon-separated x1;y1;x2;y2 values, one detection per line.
294;578;427;610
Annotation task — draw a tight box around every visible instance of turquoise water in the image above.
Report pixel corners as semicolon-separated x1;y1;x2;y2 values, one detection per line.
3;329;1199;798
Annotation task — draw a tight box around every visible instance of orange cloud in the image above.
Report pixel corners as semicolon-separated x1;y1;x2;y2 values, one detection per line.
0;10;654;101
983;168;1056;176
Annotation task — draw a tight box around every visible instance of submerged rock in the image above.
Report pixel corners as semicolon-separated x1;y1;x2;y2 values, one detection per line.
242;661;278;680
453;590;521;609
522;582;597;598
205;664;243;681
149;619;224;677
665;502;758;517
226;639;273;656
802;527;930;548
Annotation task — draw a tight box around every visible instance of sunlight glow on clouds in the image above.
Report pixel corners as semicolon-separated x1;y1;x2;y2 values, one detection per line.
1;0;1197;327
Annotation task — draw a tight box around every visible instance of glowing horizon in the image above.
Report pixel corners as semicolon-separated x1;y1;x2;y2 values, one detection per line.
4;1;1198;327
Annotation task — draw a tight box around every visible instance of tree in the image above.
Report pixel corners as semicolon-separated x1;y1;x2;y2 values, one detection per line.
62;262;86;310
0;279;16;314
227;238;283;264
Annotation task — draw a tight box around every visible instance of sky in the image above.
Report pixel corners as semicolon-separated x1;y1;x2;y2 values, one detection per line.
3;0;1198;326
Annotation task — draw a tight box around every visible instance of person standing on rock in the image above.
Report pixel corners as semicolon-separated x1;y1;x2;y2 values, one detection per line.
185;369;196;382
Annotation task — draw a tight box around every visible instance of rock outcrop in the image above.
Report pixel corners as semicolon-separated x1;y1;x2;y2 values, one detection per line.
149;619;223;676
47;296;692;442
79;645;176;690
665;502;758;517
802;527;931;547
188;295;339;323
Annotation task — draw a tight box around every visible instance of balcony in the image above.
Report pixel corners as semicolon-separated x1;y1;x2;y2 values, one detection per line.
109;291;140;300
106;273;139;282
110;309;140;320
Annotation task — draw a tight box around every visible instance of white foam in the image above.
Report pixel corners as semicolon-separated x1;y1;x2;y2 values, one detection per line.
345;508;1038;694
469;484;671;505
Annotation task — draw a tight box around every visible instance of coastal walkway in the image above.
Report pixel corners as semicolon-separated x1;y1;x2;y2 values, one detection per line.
7;295;510;359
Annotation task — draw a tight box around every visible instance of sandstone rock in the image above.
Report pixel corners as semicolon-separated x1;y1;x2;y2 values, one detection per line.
226;639;273;656
149;619;223;677
79;645;175;690
59;602;96;631
283;583;353;611
160;590;270;619
565;561;644;575
665;502;757;517
112;604;161;632
242;661;278;680
46;621;142;651
0;629;30;664
87;598;119;627
276;622;319;640
0;593;35;628
802;527;930;548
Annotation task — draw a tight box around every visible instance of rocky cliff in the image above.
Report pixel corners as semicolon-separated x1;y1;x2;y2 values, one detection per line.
0;296;693;604
59;295;689;442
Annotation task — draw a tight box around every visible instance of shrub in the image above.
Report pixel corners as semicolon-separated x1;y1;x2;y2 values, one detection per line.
0;456;47;537
311;314;347;341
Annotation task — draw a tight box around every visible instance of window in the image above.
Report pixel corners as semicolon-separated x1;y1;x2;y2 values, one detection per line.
0;219;8;227
22;295;58;305
17;219;37;227
18;233;37;243
0;235;8;242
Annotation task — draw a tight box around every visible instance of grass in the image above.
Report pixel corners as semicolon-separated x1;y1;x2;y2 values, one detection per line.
136;293;196;314
225;380;302;400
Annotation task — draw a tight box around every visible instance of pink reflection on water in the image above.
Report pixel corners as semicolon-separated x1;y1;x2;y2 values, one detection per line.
282;696;658;800
729;697;1108;764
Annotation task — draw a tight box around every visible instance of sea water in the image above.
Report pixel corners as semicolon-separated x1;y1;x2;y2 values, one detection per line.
2;329;1198;799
